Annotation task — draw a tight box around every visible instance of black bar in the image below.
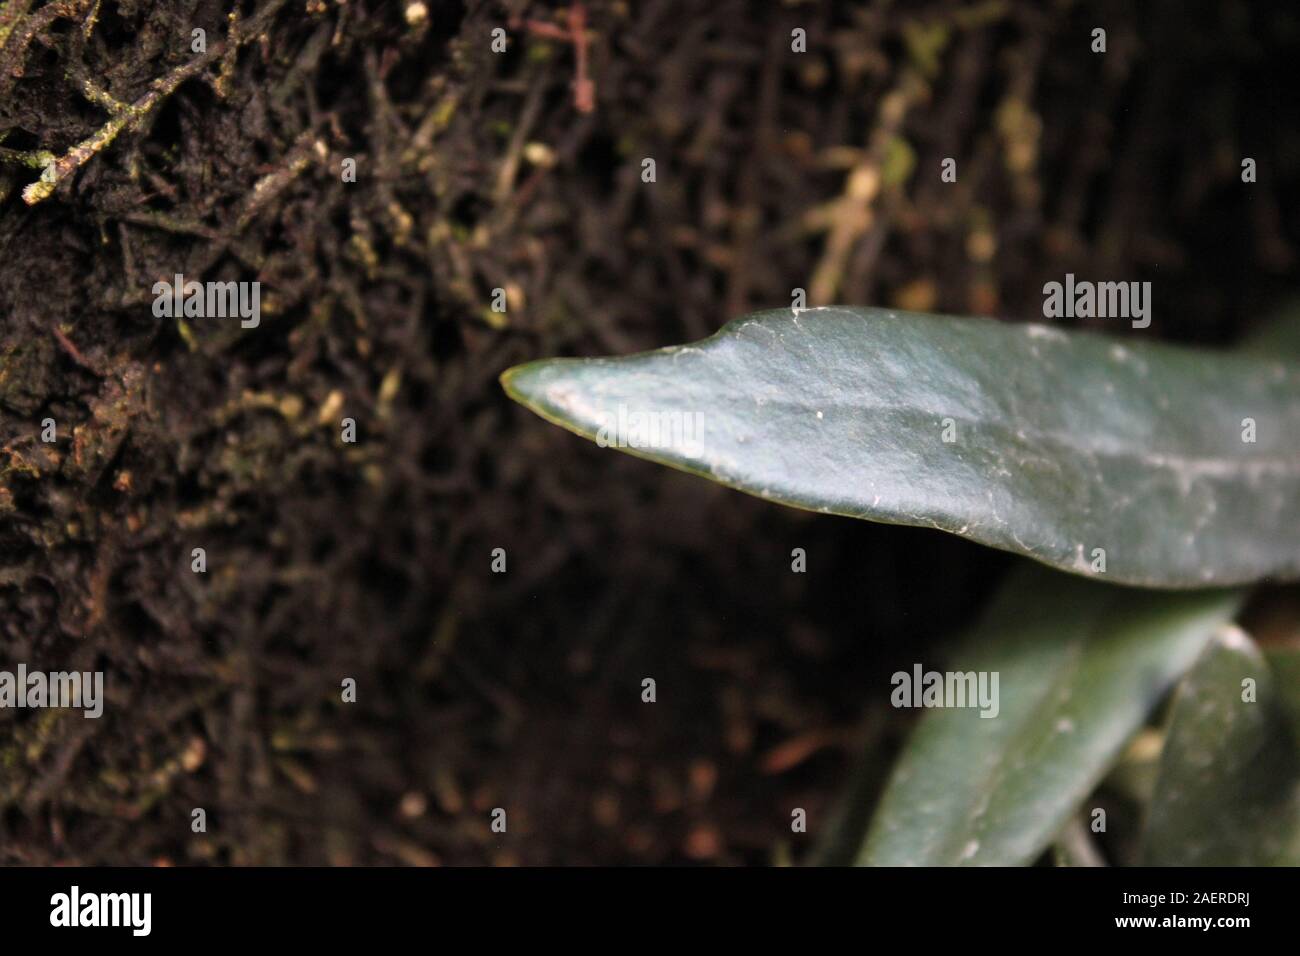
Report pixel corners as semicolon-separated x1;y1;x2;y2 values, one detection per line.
0;866;1273;942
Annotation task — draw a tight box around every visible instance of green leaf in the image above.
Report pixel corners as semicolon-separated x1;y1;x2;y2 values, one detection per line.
857;564;1242;866
1142;633;1300;865
502;307;1300;588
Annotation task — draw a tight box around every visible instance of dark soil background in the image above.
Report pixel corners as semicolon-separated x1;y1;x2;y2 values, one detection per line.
0;0;1296;864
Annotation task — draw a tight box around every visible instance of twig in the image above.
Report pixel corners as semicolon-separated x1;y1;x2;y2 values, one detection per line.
808;69;927;303
1054;815;1107;867
21;0;289;206
51;326;100;375
511;3;594;114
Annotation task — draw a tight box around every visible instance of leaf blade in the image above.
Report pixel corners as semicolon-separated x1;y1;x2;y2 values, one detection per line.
858;566;1242;866
502;307;1300;588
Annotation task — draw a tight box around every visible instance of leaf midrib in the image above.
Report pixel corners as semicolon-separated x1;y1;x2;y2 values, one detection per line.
715;394;1300;479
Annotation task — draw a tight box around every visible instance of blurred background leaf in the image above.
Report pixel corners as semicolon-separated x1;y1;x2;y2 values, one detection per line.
857;565;1241;865
1142;632;1300;865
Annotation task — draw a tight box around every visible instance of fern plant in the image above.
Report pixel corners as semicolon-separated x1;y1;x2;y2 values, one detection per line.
502;305;1300;866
